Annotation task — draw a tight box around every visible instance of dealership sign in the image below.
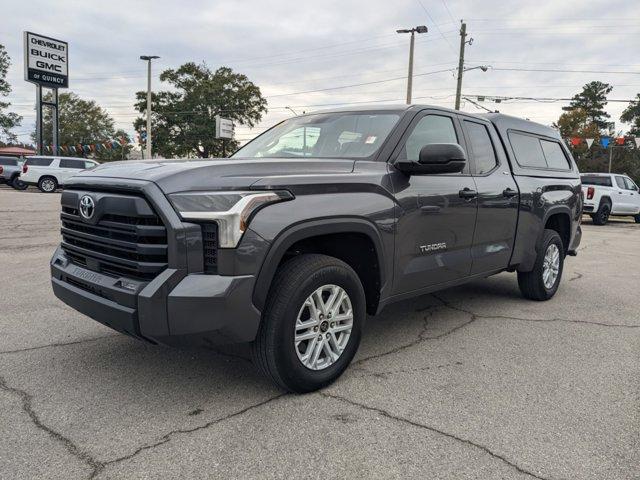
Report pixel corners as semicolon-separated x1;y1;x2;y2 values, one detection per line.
215;115;234;139
24;32;69;88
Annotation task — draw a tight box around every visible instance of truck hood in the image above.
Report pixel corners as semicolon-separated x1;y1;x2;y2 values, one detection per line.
73;157;356;193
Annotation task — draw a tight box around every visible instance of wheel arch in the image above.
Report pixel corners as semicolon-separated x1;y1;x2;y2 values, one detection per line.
253;218;386;315
543;209;571;253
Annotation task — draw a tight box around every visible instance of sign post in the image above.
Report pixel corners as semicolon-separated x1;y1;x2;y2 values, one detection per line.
24;32;69;155
215;115;234;157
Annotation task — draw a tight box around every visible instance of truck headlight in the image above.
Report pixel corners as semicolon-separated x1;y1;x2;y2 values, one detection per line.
168;190;293;247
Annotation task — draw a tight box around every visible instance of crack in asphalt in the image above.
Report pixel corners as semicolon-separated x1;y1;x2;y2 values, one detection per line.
0;334;117;355
353;360;465;379
354;289;638;369
90;393;287;478
568;272;583;281
438;298;640;330
354;302;477;366
321;392;550;480
0;374;101;475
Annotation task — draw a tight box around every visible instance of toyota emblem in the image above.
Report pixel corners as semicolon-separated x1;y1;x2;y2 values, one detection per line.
79;195;95;220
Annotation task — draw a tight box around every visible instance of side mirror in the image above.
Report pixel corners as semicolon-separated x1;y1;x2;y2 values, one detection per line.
396;143;467;175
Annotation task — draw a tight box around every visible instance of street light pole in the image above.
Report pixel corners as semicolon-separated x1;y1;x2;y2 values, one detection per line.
397;26;428;104
406;31;415;104
140;55;160;159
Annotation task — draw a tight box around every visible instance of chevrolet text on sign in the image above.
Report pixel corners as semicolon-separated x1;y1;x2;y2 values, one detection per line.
24;32;69;88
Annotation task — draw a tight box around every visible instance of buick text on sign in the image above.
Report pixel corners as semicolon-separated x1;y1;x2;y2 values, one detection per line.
24;32;69;88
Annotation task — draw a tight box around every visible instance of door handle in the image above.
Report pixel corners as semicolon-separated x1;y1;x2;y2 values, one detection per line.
459;188;477;199
502;188;518;198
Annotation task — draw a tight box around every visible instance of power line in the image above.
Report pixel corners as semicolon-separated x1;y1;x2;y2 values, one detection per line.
415;0;457;53
440;0;457;24
465;94;637;103
263;67;455;98
491;67;640;75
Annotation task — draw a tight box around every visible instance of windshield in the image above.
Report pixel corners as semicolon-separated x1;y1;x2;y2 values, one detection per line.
233;112;400;159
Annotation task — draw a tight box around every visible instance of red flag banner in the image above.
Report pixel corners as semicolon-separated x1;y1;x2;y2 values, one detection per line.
615;137;625;145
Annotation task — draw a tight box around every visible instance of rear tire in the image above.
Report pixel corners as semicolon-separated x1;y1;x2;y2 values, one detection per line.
251;254;365;393
592;201;610;225
518;229;564;301
10;176;28;190
38;176;58;193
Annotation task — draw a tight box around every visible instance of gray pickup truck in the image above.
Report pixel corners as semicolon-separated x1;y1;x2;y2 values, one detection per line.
0;156;27;190
50;105;582;392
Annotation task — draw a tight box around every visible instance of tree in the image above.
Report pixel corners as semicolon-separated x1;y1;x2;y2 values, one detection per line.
620;93;640;136
554;108;600;140
35;92;130;161
134;63;267;158
0;43;22;143
564;81;613;132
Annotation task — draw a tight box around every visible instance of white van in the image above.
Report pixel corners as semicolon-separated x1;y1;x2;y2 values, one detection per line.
20;156;99;193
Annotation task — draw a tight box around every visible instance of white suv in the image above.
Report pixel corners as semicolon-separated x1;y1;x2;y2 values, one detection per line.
581;173;640;225
20;156;99;193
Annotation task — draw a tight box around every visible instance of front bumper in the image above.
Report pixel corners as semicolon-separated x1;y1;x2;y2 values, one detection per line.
51;248;262;347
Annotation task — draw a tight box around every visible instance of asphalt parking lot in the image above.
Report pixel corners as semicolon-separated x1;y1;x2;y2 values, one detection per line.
0;185;638;480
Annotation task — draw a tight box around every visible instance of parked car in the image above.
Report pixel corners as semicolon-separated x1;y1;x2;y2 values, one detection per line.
50;105;582;392
20;156;99;193
0;156;28;190
581;173;640;224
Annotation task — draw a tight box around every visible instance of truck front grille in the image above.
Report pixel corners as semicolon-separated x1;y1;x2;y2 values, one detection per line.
60;194;168;280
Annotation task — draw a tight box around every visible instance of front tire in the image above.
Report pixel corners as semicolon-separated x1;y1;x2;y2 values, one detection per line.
518;229;564;301
591;201;610;225
38;176;58;193
252;254;365;393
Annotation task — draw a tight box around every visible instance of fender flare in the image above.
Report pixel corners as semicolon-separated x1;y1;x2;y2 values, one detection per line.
597;195;612;211
539;205;572;248
252;217;387;311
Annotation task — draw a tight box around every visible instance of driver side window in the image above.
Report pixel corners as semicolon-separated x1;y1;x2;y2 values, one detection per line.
399;114;466;173
403;115;458;160
623;177;638;191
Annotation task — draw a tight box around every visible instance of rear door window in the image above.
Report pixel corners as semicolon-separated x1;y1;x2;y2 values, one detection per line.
24;157;54;167
508;132;547;168
464;121;498;174
615;176;626;189
581;175;612;187
59;159;87;169
540;140;570;170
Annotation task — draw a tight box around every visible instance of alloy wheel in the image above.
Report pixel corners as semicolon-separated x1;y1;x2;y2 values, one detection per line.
294;284;354;371
542;243;560;289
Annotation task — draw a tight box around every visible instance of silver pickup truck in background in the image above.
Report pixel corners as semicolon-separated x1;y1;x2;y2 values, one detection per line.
0;156;28;190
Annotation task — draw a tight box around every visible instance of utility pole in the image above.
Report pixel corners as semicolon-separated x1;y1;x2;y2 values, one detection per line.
140;55;160;159
454;22;467;110
397;25;428;104
608;146;614;173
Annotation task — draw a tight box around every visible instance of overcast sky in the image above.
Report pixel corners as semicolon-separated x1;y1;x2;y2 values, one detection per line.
2;0;640;148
